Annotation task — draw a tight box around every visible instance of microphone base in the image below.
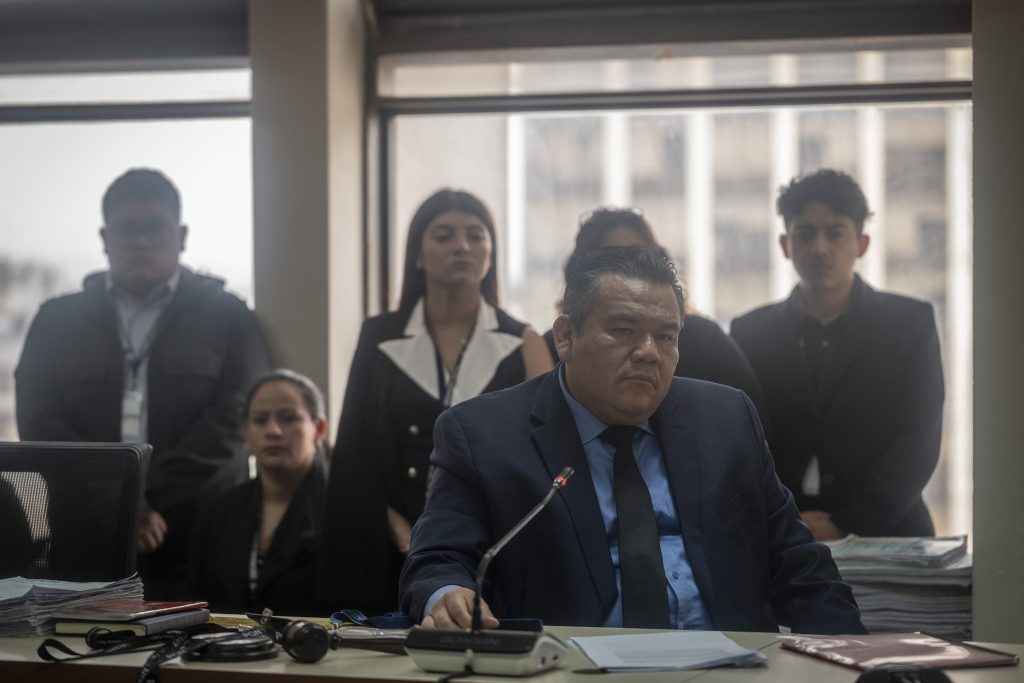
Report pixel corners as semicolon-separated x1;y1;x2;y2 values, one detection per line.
404;626;567;676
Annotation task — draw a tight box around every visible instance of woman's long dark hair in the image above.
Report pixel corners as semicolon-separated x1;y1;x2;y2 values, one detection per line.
571;207;666;265
397;189;500;312
559;207;688;313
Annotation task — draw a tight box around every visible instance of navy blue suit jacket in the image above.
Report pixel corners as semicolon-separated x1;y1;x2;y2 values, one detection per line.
399;370;865;634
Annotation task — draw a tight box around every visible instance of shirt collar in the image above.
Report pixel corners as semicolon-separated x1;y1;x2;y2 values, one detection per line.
402;297;500;338
556;363;654;446
783;273;864;328
106;267;181;306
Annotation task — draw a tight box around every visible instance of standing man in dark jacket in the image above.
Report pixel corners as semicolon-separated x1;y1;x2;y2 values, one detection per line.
15;168;271;597
731;169;944;540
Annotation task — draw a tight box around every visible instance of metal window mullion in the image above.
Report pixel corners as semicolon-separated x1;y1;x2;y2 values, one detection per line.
600;60;632;206
946;103;973;540
0;100;250;123
505;63;527;294
376;81;971;118
686;110;714;316
858;52;887;287
684;57;714;317
769;55;800;301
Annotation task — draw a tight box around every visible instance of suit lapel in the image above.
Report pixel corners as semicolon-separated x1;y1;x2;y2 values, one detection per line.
377;301;524;403
651;389;719;622
530;371;617;615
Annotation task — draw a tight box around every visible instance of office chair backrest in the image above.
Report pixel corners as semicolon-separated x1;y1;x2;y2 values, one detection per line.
0;442;149;582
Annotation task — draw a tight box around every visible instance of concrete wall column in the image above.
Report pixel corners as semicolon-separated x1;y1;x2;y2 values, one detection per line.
972;0;1024;644
249;0;364;418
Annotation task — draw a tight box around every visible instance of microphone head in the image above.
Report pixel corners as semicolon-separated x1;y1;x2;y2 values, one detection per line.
553;467;574;489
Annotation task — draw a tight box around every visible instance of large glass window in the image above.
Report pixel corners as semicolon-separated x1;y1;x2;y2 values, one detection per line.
383;44;972;538
0;70;253;444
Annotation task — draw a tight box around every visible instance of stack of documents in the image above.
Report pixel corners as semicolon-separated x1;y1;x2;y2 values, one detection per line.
0;575;144;636
570;631;767;671
826;535;972;638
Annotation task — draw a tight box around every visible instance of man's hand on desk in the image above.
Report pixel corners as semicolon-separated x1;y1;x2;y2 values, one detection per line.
800;510;846;541
137;502;168;553
422;587;500;630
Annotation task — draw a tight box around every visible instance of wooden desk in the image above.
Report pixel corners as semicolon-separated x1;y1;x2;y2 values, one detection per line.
1;628;1021;683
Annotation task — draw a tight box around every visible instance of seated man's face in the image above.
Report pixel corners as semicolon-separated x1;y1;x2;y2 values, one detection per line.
101;199;185;297
558;274;680;426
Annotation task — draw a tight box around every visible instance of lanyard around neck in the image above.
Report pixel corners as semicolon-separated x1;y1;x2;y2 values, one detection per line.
426;313;477;408
112;290;170;385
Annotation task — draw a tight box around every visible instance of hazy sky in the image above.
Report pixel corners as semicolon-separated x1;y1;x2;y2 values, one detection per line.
0;70;254;303
0;118;254;303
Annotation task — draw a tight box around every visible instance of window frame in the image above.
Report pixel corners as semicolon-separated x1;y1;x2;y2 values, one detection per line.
370;78;971;312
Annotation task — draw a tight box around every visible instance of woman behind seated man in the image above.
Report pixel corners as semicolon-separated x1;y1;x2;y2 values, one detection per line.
543;208;769;424
319;189;553;613
189;369;330;615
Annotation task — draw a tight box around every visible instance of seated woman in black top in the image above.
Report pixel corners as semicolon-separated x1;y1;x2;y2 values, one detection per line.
188;369;329;615
543;208;769;426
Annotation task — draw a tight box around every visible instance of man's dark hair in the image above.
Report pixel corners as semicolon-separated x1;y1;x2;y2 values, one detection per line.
101;168;182;224
562;246;685;331
398;188;499;312
776;169;872;234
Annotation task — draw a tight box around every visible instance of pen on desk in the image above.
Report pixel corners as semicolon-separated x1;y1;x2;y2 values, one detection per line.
918;631;1020;661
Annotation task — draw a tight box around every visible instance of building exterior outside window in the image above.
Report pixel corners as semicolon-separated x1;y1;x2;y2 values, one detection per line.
383;45;972;537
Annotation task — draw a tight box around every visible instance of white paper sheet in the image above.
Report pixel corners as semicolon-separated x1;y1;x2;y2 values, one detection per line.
570;631;768;671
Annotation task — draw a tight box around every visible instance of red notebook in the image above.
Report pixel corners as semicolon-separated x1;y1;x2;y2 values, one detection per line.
54;599;209;622
55;608;211;636
782;633;1019;671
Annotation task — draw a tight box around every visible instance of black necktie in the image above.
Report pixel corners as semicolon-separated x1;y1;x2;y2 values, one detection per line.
600;425;671;628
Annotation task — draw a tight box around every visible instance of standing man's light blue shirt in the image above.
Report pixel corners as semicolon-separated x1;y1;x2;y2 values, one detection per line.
107;268;179;442
558;366;712;630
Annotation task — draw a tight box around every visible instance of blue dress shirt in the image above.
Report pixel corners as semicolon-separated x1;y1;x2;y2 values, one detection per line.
557;368;712;630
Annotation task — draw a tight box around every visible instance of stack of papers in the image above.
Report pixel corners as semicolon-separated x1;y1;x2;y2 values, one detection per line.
828;535;967;568
0;575;144;636
570;631;767;671
826;535;972;638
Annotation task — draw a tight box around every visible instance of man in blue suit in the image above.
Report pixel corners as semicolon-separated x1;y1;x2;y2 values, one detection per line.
400;246;864;634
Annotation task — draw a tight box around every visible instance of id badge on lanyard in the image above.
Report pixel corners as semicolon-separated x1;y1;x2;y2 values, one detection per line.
117;300;159;444
121;361;144;443
121;389;144;442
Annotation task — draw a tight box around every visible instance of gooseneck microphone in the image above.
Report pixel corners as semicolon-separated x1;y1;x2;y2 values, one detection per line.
404;466;575;676
470;467;574;632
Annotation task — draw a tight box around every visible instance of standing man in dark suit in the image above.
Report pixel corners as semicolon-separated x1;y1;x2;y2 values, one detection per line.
731;169;944;540
400;246;864;634
16;168;271;596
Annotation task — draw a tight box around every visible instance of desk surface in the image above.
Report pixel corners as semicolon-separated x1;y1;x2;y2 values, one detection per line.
1;627;1021;683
